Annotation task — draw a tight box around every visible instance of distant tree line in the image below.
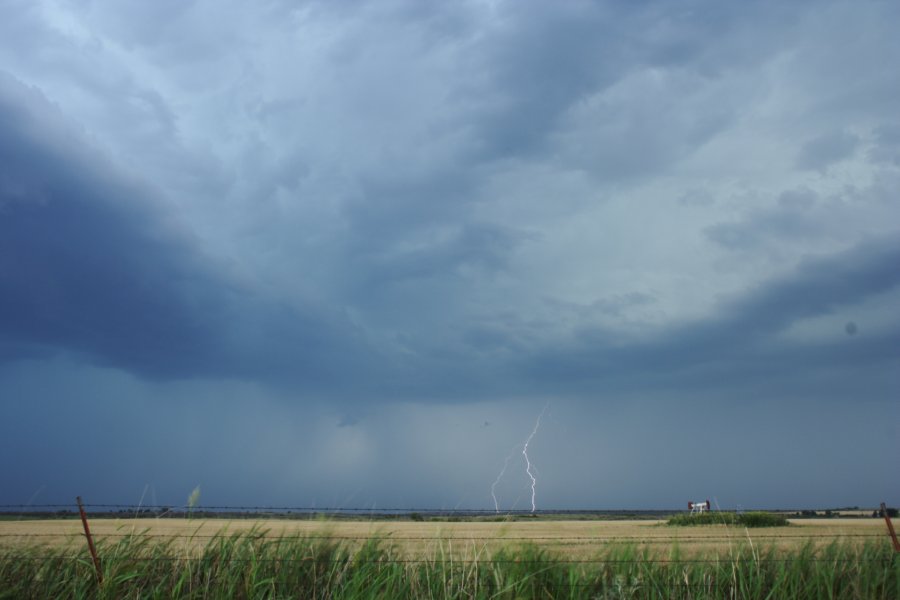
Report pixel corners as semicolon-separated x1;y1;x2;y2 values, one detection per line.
791;508;898;519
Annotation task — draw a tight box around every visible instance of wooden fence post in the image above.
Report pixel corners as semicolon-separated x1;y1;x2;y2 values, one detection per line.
76;496;103;584
881;502;900;553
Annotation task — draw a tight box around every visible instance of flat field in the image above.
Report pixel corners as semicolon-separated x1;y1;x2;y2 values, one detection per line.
2;517;896;598
0;517;887;558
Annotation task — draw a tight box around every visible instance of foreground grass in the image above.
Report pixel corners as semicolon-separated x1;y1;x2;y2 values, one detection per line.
0;531;896;599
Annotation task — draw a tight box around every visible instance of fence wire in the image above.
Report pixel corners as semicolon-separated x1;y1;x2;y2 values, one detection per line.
2;502;894;562
0;532;886;541
6;503;873;513
0;554;892;564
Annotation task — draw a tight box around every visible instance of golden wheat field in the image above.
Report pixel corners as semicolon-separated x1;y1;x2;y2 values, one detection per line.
0;518;888;559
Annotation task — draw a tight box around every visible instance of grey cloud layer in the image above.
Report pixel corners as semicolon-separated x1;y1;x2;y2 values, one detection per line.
0;74;373;385
1;0;899;510
0;0;898;404
2;67;896;402
523;236;900;393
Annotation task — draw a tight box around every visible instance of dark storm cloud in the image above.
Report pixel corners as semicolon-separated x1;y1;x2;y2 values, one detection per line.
0;73;370;384
711;237;899;335
703;180;898;254
704;188;822;249
795;130;860;171
0;0;898;510
1;1;896;404
523;236;900;396
325;0;807;253
467;2;629;160
868;123;900;166
451;0;798;170
355;223;526;290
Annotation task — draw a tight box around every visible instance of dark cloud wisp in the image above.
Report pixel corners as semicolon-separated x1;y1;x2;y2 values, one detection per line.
0;73;372;386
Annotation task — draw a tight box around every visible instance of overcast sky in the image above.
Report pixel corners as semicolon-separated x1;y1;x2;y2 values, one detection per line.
1;0;897;511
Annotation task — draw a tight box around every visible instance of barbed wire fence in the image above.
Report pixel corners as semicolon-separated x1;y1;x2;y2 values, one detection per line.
1;502;891;514
0;499;896;584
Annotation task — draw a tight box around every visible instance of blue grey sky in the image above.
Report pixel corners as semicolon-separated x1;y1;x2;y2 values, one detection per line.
1;0;897;511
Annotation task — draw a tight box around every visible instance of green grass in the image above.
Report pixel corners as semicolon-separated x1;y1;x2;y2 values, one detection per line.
0;532;896;599
667;511;789;527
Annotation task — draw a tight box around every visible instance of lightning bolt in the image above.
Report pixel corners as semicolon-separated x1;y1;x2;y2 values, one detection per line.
490;446;519;513
522;402;549;513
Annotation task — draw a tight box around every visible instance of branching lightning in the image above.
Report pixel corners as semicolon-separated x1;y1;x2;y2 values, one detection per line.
521;403;549;513
490;446;519;513
489;402;550;513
